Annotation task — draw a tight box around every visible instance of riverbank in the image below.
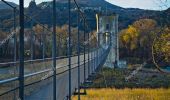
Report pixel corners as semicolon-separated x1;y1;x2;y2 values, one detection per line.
72;67;170;100
88;67;170;88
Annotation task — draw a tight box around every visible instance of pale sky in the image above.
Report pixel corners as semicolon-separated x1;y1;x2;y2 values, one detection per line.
5;0;170;10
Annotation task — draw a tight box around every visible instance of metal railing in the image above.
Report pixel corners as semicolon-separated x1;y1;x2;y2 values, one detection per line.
0;0;112;100
0;47;110;99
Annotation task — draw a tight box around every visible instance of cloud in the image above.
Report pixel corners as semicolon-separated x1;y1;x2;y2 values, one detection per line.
106;0;170;10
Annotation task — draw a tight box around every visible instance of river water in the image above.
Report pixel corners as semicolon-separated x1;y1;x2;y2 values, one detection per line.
164;66;170;71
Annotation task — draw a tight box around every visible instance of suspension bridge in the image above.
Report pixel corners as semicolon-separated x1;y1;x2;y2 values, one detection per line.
0;0;118;100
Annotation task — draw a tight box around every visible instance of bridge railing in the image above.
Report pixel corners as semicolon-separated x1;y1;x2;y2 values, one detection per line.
0;46;111;99
0;0;112;100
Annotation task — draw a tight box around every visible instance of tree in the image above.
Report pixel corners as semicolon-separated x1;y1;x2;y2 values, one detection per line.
152;27;170;72
119;25;139;57
0;30;7;41
133;19;157;59
119;19;158;60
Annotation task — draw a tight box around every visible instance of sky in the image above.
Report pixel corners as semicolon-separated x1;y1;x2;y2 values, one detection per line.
5;0;170;10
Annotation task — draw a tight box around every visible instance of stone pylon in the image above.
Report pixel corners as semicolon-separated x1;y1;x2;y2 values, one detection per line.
96;14;119;68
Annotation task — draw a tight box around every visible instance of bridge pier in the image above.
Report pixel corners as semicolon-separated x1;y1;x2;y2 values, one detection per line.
96;14;119;68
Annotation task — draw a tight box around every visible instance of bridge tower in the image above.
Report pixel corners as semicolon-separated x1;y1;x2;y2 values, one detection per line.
96;13;119;68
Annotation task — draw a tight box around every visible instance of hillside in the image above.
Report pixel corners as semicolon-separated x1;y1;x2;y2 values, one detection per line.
31;0;160;29
54;0;122;9
0;1;18;9
157;8;170;26
0;0;168;30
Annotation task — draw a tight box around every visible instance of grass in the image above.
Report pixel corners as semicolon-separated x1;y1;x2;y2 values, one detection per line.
89;67;170;88
72;88;170;100
72;67;170;100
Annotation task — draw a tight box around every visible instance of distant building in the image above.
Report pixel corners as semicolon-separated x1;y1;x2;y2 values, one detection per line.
80;7;102;11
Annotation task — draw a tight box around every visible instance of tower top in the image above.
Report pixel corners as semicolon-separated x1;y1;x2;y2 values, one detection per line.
28;0;37;13
32;0;35;2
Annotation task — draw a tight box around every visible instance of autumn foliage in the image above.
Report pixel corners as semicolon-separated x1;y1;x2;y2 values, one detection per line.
119;19;170;67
